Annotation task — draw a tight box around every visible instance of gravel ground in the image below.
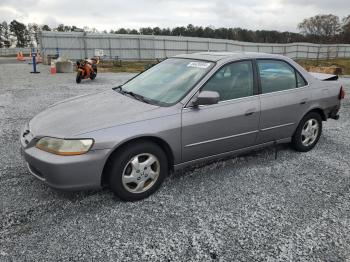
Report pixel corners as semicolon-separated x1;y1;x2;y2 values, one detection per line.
1;59;350;261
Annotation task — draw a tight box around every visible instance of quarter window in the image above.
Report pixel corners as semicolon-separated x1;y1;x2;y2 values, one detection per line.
201;61;254;101
257;60;305;94
296;71;307;87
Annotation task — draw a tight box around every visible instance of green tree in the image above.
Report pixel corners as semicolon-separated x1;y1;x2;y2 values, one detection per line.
9;20;29;47
172;26;186;36
186;24;196;36
0;22;4;48
140;27;153;35
129;29;139;34
41;24;51;31
203;27;215;38
28;23;40;46
1;21;11;47
63;25;72;32
71;26;81;32
55;24;65;32
116;28;128;34
160;28;171;35
152;27;161;35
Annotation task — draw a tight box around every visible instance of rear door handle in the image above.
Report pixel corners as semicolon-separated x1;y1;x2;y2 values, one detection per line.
300;98;308;105
245;109;256;116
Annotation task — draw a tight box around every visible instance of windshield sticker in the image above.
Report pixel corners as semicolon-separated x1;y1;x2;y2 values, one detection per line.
187;62;211;69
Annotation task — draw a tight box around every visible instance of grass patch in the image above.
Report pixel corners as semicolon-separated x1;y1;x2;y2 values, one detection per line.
98;58;350;75
98;60;158;73
296;58;350;75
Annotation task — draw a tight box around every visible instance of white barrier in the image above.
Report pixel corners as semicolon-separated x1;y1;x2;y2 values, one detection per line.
39;31;350;61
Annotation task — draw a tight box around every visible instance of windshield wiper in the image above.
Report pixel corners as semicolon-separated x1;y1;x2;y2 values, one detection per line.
113;86;152;104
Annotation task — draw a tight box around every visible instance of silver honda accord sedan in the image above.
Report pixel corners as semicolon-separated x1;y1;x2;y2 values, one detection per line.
20;52;344;201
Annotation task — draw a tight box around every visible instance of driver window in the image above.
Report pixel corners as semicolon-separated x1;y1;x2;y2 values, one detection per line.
201;61;254;101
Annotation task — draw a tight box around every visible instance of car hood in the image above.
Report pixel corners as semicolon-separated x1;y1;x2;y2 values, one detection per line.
29;89;159;137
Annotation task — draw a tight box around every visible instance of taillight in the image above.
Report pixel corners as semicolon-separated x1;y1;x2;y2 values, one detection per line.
339;86;345;100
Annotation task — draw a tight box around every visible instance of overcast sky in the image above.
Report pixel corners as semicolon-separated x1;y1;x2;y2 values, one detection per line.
0;0;349;32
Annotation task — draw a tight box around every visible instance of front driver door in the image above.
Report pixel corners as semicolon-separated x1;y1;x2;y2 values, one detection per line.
181;60;261;163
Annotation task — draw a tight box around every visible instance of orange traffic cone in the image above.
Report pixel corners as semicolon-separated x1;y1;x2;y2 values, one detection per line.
50;61;56;74
17;51;25;61
20;51;25;61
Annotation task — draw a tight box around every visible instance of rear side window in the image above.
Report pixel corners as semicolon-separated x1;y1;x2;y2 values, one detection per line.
201;60;254;101
257;60;305;94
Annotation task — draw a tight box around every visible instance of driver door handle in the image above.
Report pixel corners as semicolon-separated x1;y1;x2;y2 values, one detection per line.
245;109;256;116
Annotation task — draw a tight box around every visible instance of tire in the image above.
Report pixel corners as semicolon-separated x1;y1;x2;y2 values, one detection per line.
292;112;322;152
90;70;97;80
108;141;168;201
76;71;82;83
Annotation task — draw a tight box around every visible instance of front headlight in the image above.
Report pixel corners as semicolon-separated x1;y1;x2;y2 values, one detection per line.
36;137;94;156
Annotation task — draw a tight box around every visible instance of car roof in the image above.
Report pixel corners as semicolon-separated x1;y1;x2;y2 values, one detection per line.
173;51;285;62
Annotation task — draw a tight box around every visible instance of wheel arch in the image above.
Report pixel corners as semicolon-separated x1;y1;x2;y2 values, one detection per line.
291;107;324;151
303;107;327;121
100;136;175;187
293;107;325;138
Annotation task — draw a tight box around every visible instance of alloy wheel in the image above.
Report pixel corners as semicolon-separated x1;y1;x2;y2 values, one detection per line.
121;153;160;193
301;118;319;147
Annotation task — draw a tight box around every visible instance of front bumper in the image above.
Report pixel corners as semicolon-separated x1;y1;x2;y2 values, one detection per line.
20;126;110;191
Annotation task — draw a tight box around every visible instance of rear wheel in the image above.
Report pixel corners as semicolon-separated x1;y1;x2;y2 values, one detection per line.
108;141;168;201
76;71;82;83
292;112;322;152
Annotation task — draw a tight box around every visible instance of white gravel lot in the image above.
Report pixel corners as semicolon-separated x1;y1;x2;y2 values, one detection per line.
1;58;350;261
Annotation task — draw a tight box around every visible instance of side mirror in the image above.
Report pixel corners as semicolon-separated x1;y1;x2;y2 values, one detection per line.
192;91;220;106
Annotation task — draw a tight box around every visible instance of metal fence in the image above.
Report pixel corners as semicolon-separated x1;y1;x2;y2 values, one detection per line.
36;31;350;60
0;47;31;56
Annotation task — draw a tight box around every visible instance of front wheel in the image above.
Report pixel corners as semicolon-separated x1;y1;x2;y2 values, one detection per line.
108;141;168;201
90;69;97;80
292;112;322;152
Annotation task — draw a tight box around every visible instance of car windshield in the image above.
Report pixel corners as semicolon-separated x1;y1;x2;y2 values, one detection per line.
120;58;214;105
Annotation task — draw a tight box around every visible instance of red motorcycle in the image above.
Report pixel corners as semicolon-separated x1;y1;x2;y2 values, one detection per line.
76;57;99;83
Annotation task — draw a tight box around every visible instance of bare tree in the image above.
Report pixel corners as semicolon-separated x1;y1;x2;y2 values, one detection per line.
341;15;350;43
298;14;341;43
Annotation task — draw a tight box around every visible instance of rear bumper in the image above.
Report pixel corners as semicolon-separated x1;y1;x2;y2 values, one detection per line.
330;114;340;120
20;130;110;191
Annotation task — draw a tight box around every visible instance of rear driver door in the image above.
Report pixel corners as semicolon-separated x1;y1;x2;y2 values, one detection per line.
256;59;311;143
